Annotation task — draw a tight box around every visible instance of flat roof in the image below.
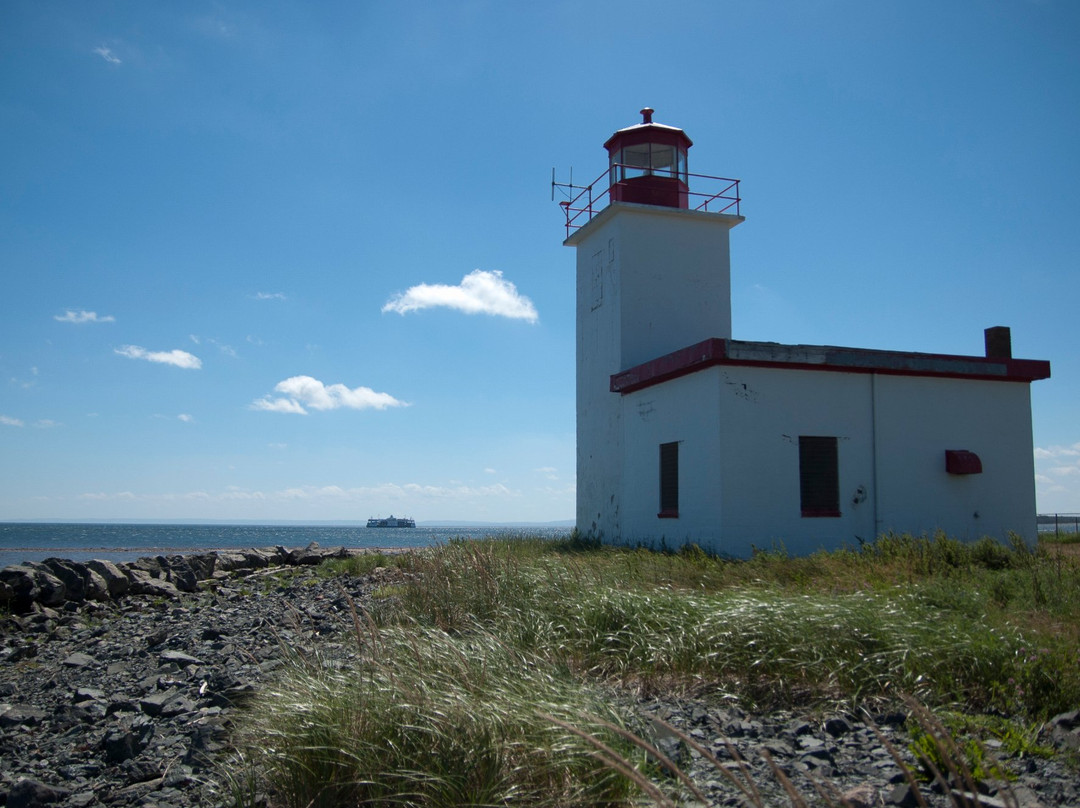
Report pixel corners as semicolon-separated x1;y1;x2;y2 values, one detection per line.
610;338;1052;394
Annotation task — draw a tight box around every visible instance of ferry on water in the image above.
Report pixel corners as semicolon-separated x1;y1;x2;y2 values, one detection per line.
366;515;416;528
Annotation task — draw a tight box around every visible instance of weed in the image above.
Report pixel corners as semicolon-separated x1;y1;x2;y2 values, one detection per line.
225;532;1080;806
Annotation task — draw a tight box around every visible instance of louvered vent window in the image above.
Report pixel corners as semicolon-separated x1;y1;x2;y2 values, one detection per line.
799;436;840;517
659;441;679;518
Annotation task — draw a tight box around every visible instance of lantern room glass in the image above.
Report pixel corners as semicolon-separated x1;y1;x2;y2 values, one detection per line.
610;142;688;185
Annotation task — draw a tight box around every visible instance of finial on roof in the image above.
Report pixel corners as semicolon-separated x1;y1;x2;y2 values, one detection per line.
640;107;654;124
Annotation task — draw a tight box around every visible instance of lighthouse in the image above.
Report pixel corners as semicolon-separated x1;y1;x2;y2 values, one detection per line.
561;109;1049;555
563;108;744;541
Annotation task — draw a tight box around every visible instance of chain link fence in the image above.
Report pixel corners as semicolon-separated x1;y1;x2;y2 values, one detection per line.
1037;513;1080;536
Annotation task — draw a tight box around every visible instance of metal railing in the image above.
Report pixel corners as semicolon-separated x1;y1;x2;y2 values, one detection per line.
1037;513;1080;536
553;165;741;237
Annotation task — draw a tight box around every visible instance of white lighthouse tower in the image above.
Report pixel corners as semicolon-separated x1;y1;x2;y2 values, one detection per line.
562;108;744;540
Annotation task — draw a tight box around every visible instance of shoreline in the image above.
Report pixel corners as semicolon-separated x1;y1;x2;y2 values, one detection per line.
3;545;1079;806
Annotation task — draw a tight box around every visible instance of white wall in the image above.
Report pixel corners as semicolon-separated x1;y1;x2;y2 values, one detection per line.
569;203;1038;552
620;371;724;549
571;213;623;540
612;205;740;367
714;366;877;556
617;365;1039;556
568;203;741;542
873;375;1038;541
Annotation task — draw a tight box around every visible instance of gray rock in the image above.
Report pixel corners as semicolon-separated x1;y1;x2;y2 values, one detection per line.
102;723;154;763
6;777;71;808
0;565;66;610
887;782;921;807
826;715;854;736
841;783;881;808
0;704;48;727
159;649;203;666
123;568;181;599
159;555;198;592
62;652;97;668
38;559;109;603
84;559;130;597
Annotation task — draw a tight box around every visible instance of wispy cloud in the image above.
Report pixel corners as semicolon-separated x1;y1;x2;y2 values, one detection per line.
55;310;115;324
382;269;538;322
75;481;518;505
93;46;121;65
1036;442;1080;460
178;414;194;423
1034;441;1080;511
194;15;236;39
274;482;517;501
1;415;24;427
251;375;407;415
115;345;202;369
190;335;238;358
254;292;287;301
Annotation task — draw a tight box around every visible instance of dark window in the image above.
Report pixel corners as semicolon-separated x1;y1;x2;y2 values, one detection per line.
799;436;840;517
659;441;679;518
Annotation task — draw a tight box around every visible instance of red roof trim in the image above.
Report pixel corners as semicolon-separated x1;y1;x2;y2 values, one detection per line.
610;338;1052;394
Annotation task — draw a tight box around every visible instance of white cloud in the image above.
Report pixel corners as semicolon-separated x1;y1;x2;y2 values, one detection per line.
55;310;115;324
1034;442;1080;513
190;335;237;357
250;396;307;414
382;269;538;323
536;466;560;480
1049;466;1080;477
254;292;287;301
275;482;517;501
93;46;121;64
1;415;24;427
178;414;194;423
74;481;517;506
194;15;236;38
1036;442;1080;459
34;419;59;428
251;375;407;414
115;345;202;369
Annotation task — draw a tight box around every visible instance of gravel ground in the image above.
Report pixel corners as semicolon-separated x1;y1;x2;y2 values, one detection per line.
2;553;1077;808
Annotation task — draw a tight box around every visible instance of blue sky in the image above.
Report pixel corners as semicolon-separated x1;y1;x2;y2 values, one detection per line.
2;1;1078;523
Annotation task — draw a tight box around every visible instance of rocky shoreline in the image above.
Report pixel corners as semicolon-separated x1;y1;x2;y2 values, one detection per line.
1;547;1078;808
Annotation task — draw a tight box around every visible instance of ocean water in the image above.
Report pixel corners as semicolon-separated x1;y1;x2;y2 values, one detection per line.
0;523;573;570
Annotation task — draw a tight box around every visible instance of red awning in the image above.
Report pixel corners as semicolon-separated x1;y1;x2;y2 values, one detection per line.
945;450;983;475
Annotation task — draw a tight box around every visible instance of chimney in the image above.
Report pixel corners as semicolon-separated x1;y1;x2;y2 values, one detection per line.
984;326;1012;359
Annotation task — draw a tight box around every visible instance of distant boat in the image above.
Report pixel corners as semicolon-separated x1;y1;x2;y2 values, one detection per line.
366;515;416;528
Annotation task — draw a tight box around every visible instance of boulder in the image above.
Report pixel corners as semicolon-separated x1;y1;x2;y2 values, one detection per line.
83;559;130;597
158;555;198;592
127;556;164;578
6;778;71;808
122;568;181;600
186;553;217;581
39;558;109;602
0;565;66;611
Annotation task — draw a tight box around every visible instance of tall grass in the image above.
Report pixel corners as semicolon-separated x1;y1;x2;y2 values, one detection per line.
226;533;1080;806
385;533;1080;717
230;621;642;807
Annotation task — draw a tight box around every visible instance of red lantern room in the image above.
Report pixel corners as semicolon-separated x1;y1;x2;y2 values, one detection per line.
604;107;692;209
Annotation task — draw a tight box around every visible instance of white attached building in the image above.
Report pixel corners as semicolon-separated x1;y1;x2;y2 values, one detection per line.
562;109;1051;556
